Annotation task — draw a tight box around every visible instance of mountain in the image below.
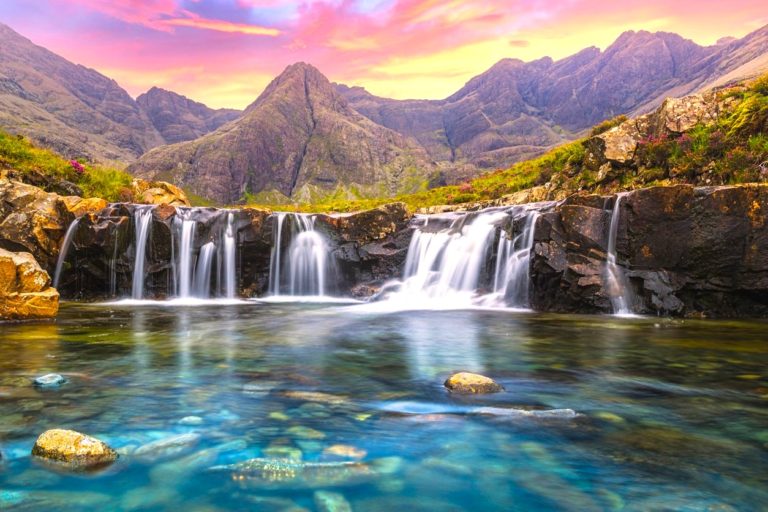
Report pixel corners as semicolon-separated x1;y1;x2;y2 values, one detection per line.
128;63;435;204
0;22;163;161
339;26;768;173
0;22;237;162
136;87;241;144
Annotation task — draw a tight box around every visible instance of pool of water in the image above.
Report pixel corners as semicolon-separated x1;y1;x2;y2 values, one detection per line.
1;302;767;511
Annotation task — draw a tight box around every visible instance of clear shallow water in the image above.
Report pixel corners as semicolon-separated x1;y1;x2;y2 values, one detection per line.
1;303;767;511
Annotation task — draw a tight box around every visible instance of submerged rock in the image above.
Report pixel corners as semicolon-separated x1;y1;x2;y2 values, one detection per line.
314;490;353;512
322;444;367;461
33;373;66;387
210;457;396;489
133;433;201;462
31;429;118;469
444;372;503;394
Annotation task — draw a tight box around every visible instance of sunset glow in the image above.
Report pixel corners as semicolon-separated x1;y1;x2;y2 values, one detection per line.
1;0;766;108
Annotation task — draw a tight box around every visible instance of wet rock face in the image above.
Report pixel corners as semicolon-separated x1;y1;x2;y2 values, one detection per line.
530;184;768;317
0;248;58;320
31;429;117;469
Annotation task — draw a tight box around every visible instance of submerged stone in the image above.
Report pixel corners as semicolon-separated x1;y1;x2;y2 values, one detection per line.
286;425;326;440
314;490;353;512
33;373;66;388
178;415;204;426
322;444;367;460
133;433;201;462
31;429;118;469
444;372;503;394
210;457;383;489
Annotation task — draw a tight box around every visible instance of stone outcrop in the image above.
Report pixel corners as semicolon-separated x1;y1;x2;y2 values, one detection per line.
130;179;190;207
0;247;58;320
530;184;768;317
31;429;117;469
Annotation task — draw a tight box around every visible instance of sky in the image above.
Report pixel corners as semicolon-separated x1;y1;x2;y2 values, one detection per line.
1;1;766;109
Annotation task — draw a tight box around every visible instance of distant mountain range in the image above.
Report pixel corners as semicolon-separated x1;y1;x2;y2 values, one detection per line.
1;21;767;203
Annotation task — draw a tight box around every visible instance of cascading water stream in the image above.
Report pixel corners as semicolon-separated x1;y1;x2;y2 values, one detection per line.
223;212;236;298
52;218;80;289
175;213;197;299
194;242;216;298
605;193;633;315
376;206;545;309
131;206;154;299
268;213;332;297
492;210;540;307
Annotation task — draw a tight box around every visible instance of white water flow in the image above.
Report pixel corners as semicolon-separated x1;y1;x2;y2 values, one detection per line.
605;193;633;315
268;213;286;295
492;210;540;307
52;218;80;289
269;213;331;297
194;242;216;298
370;207;545;311
131;206;154;299
176;215;197;299
223;212;236;298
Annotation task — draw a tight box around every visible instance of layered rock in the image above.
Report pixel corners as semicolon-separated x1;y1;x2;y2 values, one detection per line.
530;184;768;317
0;248;58;320
130;179;190;207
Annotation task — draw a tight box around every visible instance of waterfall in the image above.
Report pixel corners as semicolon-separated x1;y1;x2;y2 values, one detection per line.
269;213;286;295
492;210;540;307
223;212;236;298
175;213;197;299
131;206;153;299
373;206;547;310
52;218;80;289
268;213;332;297
605;193;633;315
194;242;216;298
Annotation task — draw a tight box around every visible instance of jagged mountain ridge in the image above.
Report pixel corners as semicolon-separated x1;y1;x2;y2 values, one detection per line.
136;87;241;144
0;23;240;162
339;25;768;173
128;63;435;204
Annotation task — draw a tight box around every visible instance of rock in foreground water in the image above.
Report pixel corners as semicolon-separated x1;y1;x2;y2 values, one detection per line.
315;490;353;512
31;429;117;469
33;373;66;387
444;372;503;394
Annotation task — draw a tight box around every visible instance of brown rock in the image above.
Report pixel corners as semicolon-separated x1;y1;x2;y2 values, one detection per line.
132;179;190;207
60;196;108;217
444;372;503;394
31;429;117;469
0;248;58;320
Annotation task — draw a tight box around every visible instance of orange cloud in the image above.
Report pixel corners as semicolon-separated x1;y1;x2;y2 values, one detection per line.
162;17;281;36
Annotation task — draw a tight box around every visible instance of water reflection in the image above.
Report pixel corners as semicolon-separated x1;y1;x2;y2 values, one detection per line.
0;304;766;511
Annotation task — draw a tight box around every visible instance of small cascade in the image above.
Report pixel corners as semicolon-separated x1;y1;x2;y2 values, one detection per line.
222;212;236;298
194;242;216;298
268;213;333;297
175;213;197;299
605;193;633;315
131;206;154;299
374;205;547;309
52;218;80;289
492;210;540;307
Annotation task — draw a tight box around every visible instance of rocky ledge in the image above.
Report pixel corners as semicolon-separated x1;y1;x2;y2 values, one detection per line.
0;248;58;320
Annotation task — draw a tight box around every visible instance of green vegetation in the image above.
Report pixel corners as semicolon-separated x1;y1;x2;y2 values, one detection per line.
0;129;134;201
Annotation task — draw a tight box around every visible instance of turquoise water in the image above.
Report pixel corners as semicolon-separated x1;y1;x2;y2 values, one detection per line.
1;302;767;511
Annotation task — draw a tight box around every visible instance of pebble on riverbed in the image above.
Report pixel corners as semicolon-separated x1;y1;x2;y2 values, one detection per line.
33;374;66;388
444;372;503;394
31;429;118;469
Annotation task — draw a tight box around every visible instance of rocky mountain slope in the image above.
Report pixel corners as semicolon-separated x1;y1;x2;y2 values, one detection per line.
0;23;236;162
136;87;241;144
340;25;768;175
129;63;435;204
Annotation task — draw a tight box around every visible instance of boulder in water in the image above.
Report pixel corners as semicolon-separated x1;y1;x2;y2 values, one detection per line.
33;373;66;387
444;372;503;394
31;429;118;469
